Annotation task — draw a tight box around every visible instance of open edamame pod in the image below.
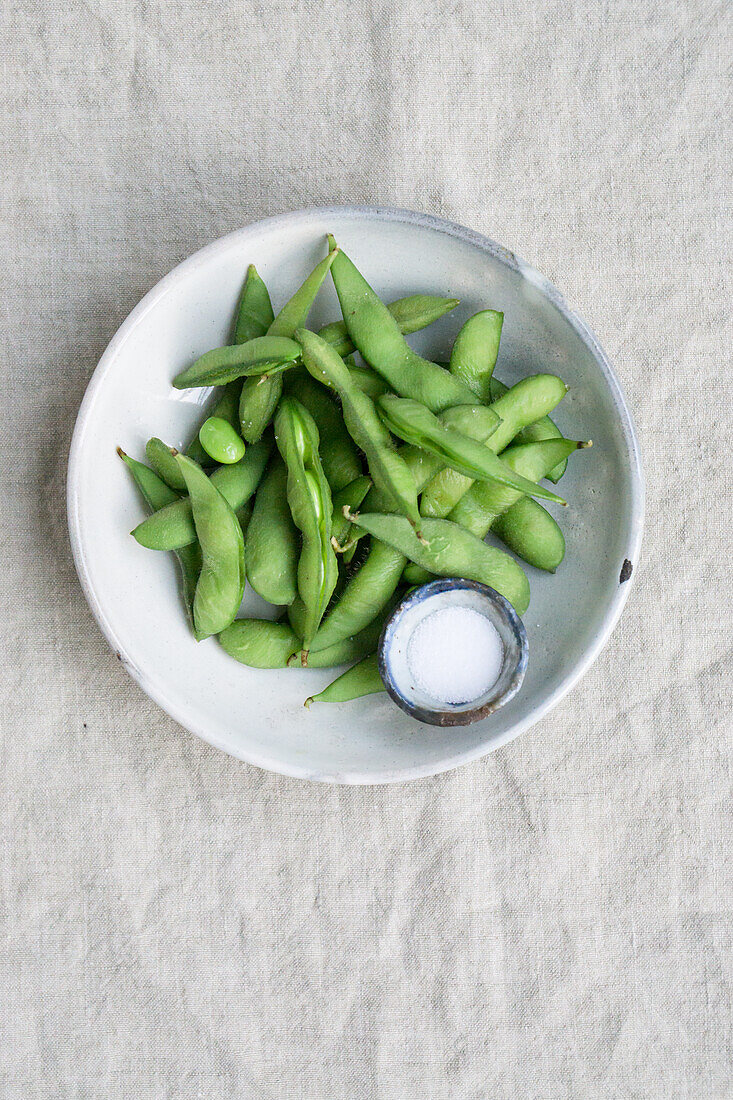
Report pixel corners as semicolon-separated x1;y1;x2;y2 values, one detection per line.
297;328;422;534
420;373;568;517
239;247;339;444
285;372;362;491
305;653;385;705
318;293;460;358
174;453;245;637
132;436;272;550
172;335;301;389
274;397;338;655
119;449;205;640
449;309;503;402
245;458;300;606
345;510;530;616
328;237;477;412
377;395;566;505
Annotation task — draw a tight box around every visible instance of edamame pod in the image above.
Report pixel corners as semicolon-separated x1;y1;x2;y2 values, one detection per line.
514;418;568;483
285;372;362;491
297;328;422;533
345;510;530;615
146;437;188;491
347;364;390;399
490;377;568;482
296;608;390;668
449;438;589;538
172;336;301;389
493;497;566;572
377;395;566;505
218;618;301;668
318;294;460;358
330;476;372;551
219;611;386;670
119;449;204;640
308;538;406;653
328;237;477;412
449;309;503;402
238;373;284;445
420;374;568;517
275;398;338;653
174;454;245;637
199;417;246;464
233;263;274;344
132;436;272;550
245;459;300;605
305;653;385;705
239;248;338;443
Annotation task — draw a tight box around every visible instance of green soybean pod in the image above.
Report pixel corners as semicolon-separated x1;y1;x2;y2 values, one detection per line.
330;475;372;551
219;611;385;670
119;449;205;639
514;418;568;483
233;263;274;345
305;653;385;705
275;397;338;652
174;454;245;637
199;417;246;464
318;294;460;358
328;237;477;412
296;608;390;668
492;497;566;572
308;538;406;654
490;377;567;482
420;374;568;518
238;372;284;444
297;328;422;533
449;438;590;539
347;364;390;399
218;618;301;668
245;459;300;606
146;437;188;491
172;335;302;389
449;309;504;402
132;436;272;550
239;249;339;444
377;395;565;505
285;371;362;491
345;510;530;616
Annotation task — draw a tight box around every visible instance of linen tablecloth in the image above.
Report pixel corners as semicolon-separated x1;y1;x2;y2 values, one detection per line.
1;1;731;1096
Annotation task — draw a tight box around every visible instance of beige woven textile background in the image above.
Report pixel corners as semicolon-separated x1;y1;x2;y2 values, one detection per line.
2;1;731;1097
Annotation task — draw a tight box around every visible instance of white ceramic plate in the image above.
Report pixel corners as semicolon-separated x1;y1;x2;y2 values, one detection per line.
68;206;643;783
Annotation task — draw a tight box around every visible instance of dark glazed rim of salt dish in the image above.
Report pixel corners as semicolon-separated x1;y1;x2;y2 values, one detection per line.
378;578;529;727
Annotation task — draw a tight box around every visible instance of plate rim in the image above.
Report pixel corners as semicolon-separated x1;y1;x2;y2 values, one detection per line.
67;204;645;784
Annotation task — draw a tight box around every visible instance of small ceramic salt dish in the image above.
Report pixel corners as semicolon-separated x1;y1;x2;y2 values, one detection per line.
378;579;529;727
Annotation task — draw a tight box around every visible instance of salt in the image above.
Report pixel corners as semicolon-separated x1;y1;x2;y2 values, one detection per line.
406;606;504;705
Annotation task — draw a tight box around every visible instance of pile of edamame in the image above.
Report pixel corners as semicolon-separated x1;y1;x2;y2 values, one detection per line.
120;238;590;706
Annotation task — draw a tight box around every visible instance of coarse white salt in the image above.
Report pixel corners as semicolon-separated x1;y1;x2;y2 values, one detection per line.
406;606;504;705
